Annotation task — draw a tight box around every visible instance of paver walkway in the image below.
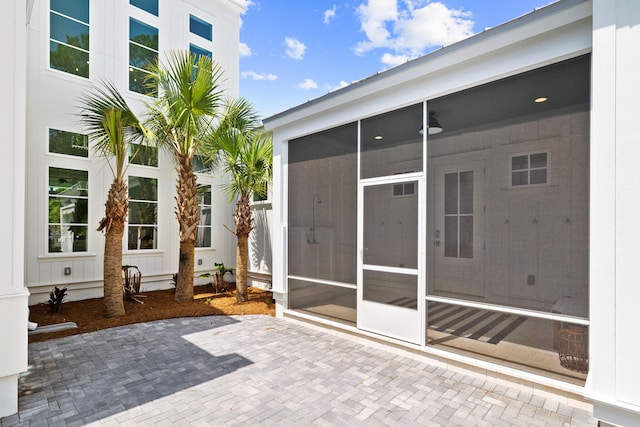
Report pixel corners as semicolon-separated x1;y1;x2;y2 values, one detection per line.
2;315;596;426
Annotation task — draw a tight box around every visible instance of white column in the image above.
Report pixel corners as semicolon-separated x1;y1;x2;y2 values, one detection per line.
590;0;640;425
270;136;287;318
0;0;29;418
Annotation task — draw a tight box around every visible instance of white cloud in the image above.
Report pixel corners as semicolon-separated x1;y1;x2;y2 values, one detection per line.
239;42;252;57
241;71;278;81
323;5;337;24
381;52;409;67
298;78;318;90
285;37;307;60
354;0;474;62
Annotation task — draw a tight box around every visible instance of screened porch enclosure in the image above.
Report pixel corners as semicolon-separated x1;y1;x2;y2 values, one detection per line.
286;54;590;383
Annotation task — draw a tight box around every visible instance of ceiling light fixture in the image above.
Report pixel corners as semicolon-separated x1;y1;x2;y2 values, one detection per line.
534;97;548;103
374;135;383;140
420;111;443;135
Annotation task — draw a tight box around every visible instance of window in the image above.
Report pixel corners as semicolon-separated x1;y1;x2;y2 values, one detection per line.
189;44;212;61
48;167;88;253
391;171;416;197
130;0;158;16
49;129;88;157
128;176;158;250
194;154;213;174
129;144;158;167
50;0;89;78
196;185;212;248
444;171;473;259
129;18;158;96
189;15;212;41
511;152;548;186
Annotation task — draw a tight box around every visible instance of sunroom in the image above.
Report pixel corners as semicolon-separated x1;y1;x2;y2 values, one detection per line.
265;0;593;392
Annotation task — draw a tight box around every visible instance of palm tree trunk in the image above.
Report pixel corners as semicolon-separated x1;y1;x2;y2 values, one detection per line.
100;180;128;318
103;222;125;317
235;232;249;302
176;239;195;302
175;157;198;303
234;193;253;303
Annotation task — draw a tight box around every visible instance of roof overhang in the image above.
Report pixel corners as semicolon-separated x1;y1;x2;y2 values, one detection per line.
263;0;592;138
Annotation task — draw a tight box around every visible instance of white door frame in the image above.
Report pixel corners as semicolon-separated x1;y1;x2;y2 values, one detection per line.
357;172;426;344
431;159;485;298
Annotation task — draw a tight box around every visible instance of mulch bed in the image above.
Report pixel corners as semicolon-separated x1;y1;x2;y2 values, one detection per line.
28;283;275;343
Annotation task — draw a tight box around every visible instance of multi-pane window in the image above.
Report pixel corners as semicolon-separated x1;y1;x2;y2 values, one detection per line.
129;18;158;96
128;176;158;250
189;15;212;41
50;0;89;78
391;171;416;197
511;152;548;186
129;144;158;167
49;129;88;157
189;14;212;65
196;185;212;248
130;0;158;16
48;167;88;253
444;171;473;259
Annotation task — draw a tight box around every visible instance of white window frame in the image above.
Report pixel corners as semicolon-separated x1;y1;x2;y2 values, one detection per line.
48;0;90;79
186;9;214;61
391;170;417;197
47;166;89;254
195;184;212;248
128;8;159;97
127;175;158;251
509;150;550;188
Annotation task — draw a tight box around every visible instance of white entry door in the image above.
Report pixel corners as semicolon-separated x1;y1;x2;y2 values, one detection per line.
358;175;423;344
433;161;485;297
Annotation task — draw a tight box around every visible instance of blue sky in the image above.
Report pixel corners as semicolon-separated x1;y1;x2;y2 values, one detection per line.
237;0;555;119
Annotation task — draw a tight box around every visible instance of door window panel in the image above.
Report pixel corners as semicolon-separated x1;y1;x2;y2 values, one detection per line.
443;171;473;259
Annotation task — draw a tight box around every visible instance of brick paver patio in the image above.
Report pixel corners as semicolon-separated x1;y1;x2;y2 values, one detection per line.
1;315;596;426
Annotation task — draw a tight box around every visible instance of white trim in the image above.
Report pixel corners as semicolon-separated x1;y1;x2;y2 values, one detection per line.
287;275;356;290
362;264;418;276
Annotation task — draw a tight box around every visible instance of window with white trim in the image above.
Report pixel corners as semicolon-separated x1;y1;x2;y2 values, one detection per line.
48;167;88;253
511;152;548;186
188;14;213;64
196;184;212;248
50;0;89;78
392;170;416;197
129;143;158;167
49;128;89;157
130;0;158;16
128;176;158;250
129;17;158;96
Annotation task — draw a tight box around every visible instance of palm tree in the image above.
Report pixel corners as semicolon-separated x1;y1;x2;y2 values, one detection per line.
205;98;273;302
147;51;224;303
79;82;148;317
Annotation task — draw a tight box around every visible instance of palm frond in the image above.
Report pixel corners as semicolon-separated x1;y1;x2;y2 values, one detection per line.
147;51;225;160
78;81;148;179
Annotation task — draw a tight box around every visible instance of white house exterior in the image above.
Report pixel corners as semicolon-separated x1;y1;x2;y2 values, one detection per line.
264;0;640;425
1;0;245;417
24;0;245;305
